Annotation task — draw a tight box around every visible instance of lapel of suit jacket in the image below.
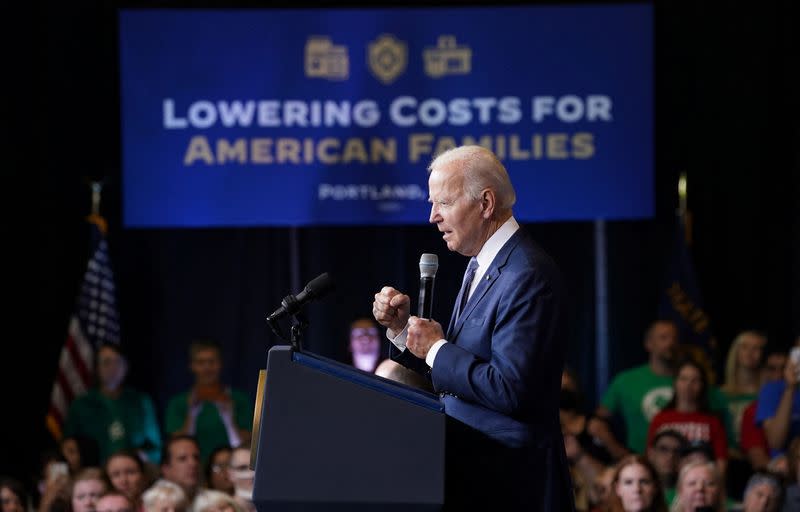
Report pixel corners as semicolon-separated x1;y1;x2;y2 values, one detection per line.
446;230;523;340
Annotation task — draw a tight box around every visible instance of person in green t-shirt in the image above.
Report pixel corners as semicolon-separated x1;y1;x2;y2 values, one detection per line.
597;320;681;455
64;343;162;464
597;320;736;456
164;338;253;464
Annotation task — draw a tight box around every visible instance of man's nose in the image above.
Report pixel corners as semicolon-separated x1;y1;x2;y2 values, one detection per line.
429;205;440;224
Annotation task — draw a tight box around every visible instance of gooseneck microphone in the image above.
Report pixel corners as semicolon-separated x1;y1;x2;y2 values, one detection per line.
266;272;335;322
417;253;438;319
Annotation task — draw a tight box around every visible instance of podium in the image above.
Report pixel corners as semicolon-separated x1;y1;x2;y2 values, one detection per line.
252;346;445;511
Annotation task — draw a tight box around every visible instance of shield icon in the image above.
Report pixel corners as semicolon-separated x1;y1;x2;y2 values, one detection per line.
368;34;407;84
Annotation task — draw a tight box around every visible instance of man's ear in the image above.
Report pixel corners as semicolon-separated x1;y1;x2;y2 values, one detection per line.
480;188;496;219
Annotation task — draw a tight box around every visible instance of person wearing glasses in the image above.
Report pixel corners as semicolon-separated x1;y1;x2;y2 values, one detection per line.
645;429;688;505
226;446;254;512
203;447;233;495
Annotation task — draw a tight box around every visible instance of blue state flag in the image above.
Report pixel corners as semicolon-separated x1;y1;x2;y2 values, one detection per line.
658;216;718;382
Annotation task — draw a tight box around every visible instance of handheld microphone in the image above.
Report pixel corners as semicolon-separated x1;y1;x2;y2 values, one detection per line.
417;253;438;319
266;272;335;322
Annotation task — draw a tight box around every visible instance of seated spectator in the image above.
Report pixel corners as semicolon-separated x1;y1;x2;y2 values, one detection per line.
203;446;233;495
64;343;162;464
226;446;255;512
193;490;242;512
646;429;688;504
761;348;788;384
70;468;108;512
607;454;667;512
741;400;771;471
348;318;382;373
739;471;783;512
36;452;71;512
374;358;434;392
105;450;150;512
782;436;800;512
670;460;724;512
61;435;100;476
165;339;252;463
722;331;768;450
155;436;201;506
755;337;800;457
141;481;187;512
588;465;616;512
722;331;770;503
647;359;728;477
95;491;134;512
741;350;787;474
1;477;30;512
561;369;616;507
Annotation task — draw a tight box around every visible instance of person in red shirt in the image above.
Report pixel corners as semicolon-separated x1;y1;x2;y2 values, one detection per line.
740;400;770;471
647;359;728;477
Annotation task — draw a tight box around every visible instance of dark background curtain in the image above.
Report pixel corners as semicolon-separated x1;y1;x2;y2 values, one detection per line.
3;0;798;486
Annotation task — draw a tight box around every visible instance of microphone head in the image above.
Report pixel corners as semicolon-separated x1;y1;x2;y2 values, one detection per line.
305;272;335;299
419;253;439;278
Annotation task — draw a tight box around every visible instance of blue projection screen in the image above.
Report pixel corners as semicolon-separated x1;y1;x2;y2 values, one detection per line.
119;6;653;227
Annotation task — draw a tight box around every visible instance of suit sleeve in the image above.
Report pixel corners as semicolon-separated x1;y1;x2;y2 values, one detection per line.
430;269;562;416
390;342;431;378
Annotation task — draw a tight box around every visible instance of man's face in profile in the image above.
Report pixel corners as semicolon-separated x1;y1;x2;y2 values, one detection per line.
428;166;487;257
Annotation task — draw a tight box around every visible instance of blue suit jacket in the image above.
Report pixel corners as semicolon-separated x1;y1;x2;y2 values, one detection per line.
395;228;575;510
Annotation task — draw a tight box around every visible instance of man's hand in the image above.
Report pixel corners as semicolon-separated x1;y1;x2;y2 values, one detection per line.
373;286;410;334
406;316;444;359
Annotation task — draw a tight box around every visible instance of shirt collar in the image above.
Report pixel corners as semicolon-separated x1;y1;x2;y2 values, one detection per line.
475;216;519;270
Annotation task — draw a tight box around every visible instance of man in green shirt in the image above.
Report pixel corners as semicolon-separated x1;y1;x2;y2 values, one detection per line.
64;343;162;463
164;338;253;464
597;320;733;455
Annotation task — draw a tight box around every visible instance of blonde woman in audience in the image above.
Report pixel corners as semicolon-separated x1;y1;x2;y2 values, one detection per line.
607;455;667;512
141;481;186;512
670;460;724;512
193;490;242;512
70;468;108;512
721;331;767;449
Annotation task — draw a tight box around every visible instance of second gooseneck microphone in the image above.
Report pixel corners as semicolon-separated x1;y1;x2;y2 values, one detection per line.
418;253;438;319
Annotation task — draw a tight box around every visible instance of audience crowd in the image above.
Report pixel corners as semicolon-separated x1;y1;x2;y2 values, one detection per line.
566;321;800;512
3;322;800;512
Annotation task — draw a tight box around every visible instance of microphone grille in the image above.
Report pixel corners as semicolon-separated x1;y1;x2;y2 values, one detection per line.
419;253;439;278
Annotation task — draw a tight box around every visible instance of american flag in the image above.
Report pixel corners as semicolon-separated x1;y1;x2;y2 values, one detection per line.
46;215;121;439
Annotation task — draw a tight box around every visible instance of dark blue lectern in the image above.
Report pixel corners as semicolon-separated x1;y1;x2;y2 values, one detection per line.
252;346;445;511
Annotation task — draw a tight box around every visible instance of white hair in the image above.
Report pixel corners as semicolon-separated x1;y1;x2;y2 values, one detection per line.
428;145;516;211
142;480;187;512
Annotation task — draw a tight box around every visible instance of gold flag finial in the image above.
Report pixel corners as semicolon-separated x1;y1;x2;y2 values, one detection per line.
678;172;691;245
86;180;108;235
678;172;687;218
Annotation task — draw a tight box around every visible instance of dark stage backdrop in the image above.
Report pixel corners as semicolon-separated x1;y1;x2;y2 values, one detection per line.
3;0;799;490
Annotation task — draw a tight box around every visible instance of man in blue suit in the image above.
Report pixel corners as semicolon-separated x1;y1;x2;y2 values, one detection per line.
373;145;575;510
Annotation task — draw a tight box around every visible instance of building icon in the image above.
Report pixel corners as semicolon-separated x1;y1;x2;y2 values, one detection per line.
305;36;349;80
423;36;472;78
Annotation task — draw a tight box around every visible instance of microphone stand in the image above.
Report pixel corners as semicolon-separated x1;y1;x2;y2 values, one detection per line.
289;309;308;353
